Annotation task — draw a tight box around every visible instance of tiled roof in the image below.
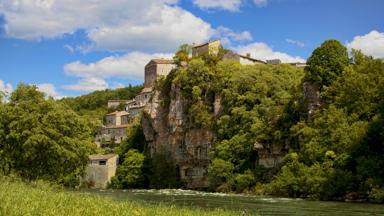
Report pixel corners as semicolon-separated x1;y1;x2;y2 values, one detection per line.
89;154;118;161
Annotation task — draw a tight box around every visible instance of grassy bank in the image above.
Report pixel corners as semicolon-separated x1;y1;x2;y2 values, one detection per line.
0;177;238;216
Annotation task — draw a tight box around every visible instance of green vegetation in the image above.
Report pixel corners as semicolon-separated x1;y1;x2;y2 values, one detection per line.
0;176;236;216
111;119;182;189
267;49;384;201
143;40;383;201
1;39;383;204
60;85;142;120
0;84;96;186
305;39;349;87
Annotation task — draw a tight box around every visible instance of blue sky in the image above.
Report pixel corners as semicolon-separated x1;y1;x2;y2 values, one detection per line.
0;0;383;98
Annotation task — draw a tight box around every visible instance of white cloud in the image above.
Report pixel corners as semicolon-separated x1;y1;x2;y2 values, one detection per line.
346;30;384;59
87;5;213;52
234;42;306;63
286;38;305;48
0;0;214;52
36;83;63;99
63;77;108;92
253;0;267;7
63;51;173;91
64;52;173;80
215;26;252;46
192;0;243;11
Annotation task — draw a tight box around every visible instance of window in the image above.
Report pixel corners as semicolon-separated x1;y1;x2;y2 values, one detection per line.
99;160;107;165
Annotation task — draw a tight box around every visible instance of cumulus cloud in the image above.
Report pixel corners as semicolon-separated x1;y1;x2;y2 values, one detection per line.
234;42;306;63
63;77;109;92
36;83;63;99
286;38;305;47
63;51;173;91
346;30;384;59
0;0;215;52
192;0;243;11
214;26;252;46
253;0;267;7
64;52;173;80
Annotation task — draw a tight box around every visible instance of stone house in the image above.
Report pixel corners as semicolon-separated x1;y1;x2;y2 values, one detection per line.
105;111;129;126
144;59;176;88
96;111;130;146
83;154;118;188
223;51;266;65
192;40;221;57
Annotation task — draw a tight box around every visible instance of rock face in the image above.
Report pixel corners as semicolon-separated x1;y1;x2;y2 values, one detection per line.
141;85;214;189
303;82;321;117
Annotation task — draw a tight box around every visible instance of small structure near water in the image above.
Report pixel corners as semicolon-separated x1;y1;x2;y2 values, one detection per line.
83;154;118;188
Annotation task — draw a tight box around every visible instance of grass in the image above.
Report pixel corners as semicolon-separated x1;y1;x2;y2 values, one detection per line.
0;176;240;216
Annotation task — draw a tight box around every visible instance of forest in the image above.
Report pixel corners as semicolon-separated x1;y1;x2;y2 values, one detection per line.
0;39;383;202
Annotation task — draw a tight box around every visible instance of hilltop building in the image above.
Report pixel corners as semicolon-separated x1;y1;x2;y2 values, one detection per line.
144;59;176;88
83;154;118;188
192;40;221;57
223;51;266;65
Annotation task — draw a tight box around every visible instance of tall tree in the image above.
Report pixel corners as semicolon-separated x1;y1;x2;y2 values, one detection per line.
305;40;349;87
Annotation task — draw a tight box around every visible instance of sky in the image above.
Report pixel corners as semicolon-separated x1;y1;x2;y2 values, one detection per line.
0;0;383;98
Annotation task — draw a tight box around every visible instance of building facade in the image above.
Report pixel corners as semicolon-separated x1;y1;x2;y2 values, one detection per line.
144;59;176;88
223;51;266;65
192;40;221;57
83;154;118;188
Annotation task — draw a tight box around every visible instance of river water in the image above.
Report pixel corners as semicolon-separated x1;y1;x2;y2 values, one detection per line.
76;189;384;215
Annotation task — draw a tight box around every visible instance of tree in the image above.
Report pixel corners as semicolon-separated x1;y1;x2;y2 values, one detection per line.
115;149;145;188
0;84;96;184
305;39;349;87
173;44;191;66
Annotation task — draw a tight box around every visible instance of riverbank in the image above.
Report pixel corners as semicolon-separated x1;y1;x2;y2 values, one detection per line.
0;176;238;216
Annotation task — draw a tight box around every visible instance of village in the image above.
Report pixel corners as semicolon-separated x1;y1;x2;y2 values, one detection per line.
83;40;307;188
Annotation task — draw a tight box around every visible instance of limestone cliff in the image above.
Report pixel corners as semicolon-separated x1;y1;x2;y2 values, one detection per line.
141;84;214;189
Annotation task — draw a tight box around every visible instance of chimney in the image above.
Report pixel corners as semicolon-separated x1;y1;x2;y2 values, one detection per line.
246;53;251;58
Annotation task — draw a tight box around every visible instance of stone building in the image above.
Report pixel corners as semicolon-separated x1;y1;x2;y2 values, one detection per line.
144;59;176;88
83;154;118;188
223;51;266;65
96;111;129;146
192;40;221;57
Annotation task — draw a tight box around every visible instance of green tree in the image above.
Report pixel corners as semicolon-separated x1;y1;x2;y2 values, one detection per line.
114;149;145;188
0;84;96;185
305;39;349;87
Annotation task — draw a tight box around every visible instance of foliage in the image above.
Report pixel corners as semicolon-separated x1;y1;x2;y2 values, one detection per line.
0;84;96;185
269;49;384;200
0;176;236;216
60;85;142;120
112;149;145;188
173;44;191;66
305;39;349;87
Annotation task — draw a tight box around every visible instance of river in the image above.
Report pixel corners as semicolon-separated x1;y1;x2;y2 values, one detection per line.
76;189;384;215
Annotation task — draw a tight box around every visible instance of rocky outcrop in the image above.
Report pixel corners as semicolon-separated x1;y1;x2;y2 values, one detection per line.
142;85;214;189
303;82;321;117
